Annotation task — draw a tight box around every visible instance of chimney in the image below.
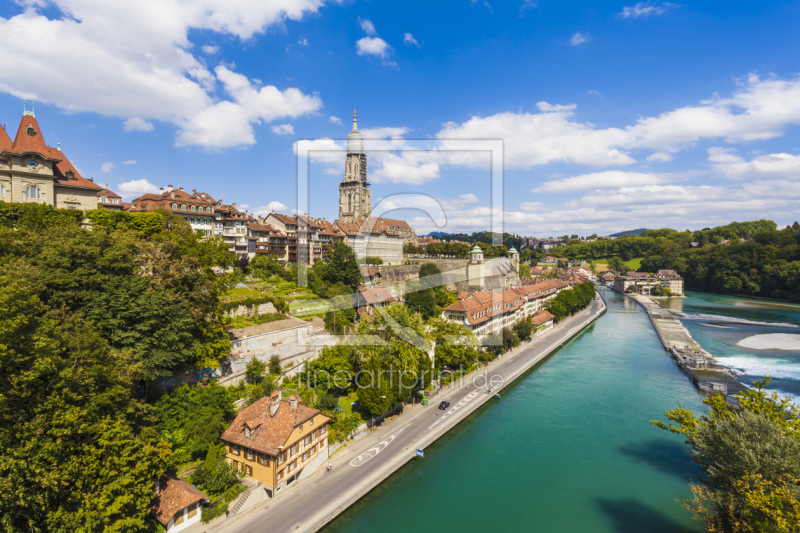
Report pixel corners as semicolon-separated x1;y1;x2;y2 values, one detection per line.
179;186;184;191
171;192;175;200
160;187;164;193
289;395;298;409
167;184;173;192
269;389;281;417
232;202;237;208
193;189;196;195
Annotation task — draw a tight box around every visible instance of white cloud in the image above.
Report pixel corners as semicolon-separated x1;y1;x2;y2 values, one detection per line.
297;38;309;46
101;162;115;173
403;33;420;47
359;18;377;36
709;148;800;180
434;74;800;169
356;36;390;58
268;201;288;212
271;123;295;136
293;138;343;164
360;126;411;139
570;32;589;46
587;89;602;96
371;153;440;185
124;118;155;132
0;0;327;149
118;178;159;199
647;152;673;162
532;170;671;193
519;201;543;211
202;44;219;54
619;2;675;19
329;116;342;125
175;66;321;148
121;160;137;165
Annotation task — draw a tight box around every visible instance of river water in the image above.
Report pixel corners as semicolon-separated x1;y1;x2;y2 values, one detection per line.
323;289;708;533
659;291;800;400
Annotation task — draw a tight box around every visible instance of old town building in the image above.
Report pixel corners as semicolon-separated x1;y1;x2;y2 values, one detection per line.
221;391;332;498
0;105;103;210
130;185;216;237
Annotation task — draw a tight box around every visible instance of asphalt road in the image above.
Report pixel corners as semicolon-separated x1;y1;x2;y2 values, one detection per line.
223;297;606;533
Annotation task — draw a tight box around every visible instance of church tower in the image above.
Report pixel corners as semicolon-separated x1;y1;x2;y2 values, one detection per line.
338;110;371;222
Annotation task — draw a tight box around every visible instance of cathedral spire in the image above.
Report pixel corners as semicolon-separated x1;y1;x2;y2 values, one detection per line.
352;109;358;132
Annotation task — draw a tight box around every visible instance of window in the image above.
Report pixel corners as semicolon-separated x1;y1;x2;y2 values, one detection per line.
232;444;240;455
207;207;212;213
174;511;185;526
0;184;4;198
246;448;253;461
290;444;296;456
277;452;284;465
181;205;186;211
191;205;196;212
187;503;197;518
172;203;177;210
24;186;41;199
304;435;310;446
245;427;251;437
278;469;284;480
261;453;270;465
320;424;327;434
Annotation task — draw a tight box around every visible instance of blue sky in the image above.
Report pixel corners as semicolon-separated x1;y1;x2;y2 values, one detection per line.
1;0;799;236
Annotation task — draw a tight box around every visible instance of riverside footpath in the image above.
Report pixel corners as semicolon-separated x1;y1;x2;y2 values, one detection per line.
215;295;607;533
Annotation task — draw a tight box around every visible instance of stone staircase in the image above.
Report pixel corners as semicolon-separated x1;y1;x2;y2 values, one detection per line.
228;485;254;515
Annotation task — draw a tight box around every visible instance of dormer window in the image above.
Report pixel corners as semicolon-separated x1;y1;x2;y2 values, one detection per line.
65;171;74;179
245;427;251;437
172;203;177;210
26;126;36;136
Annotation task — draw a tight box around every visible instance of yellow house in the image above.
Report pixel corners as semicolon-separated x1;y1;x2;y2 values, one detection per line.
221;391;332;498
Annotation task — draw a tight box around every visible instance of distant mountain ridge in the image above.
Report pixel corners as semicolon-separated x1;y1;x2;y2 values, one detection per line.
609;228;648;238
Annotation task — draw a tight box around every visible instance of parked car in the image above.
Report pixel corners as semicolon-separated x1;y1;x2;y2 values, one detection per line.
438;401;451;410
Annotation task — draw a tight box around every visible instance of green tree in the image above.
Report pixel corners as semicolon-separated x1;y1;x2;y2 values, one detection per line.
357;356;394;416
322;242;362;290
405;280;437;319
364;255;384;266
269;355;282;375
245;358;267;384
513;318;534;341
607;256;627;272
0;277;171;532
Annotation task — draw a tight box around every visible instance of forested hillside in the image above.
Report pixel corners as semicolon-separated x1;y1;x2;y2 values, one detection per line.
0;203;234;531
560;220;800;301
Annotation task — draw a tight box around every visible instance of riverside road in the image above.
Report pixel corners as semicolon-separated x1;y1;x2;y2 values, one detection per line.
223;296;606;533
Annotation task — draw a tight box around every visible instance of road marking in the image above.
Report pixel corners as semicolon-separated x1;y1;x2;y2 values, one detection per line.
349;426;408;467
427;391;480;430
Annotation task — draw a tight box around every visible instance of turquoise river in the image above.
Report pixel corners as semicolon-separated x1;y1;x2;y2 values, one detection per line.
323;288;712;533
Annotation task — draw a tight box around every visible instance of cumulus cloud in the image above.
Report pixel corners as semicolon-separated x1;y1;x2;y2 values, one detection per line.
118;178;159;199
267;201;288;212
709;148;800;180
360;126;411;139
359;18;377;36
175;66;321;148
101;162;115;173
202;44;220;54
356;36;390;58
619;2;675;19
0;0;327;149
646;152;673;162
570;32;589;46
403;33;420;47
329;116;342;125
124;118;155;132
271;123;295;136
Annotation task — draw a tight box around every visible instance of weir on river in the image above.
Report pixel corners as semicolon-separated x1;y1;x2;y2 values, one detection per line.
323;288;708;533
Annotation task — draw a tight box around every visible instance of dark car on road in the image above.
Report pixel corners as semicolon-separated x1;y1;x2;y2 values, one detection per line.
438;401;450;410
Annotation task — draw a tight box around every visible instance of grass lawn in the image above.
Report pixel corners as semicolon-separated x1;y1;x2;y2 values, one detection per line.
338;392;359;414
593;256;643;272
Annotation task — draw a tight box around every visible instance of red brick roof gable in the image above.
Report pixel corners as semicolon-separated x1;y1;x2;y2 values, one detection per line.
0;124;11;152
10;114;54;156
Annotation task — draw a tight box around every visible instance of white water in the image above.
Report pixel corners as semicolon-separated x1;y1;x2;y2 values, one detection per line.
716;354;800;381
737;333;800;351
674;311;799;329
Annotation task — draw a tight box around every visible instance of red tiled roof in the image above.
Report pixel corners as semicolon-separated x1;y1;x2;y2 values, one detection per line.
531;310;555;326
9;114;52;155
150;475;208;526
97;187;122;198
0;124;12;152
50;148;102;190
358;287;397;305
221;395;330;455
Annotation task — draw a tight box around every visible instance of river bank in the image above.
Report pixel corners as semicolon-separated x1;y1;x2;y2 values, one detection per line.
222;295;608;533
321;287;706;533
